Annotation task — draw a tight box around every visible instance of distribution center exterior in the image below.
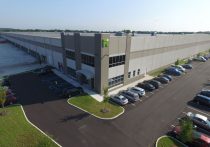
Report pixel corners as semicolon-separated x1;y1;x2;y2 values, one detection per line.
1;32;210;94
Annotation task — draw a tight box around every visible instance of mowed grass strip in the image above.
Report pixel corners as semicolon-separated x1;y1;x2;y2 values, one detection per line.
68;94;124;119
0;105;58;147
157;136;185;147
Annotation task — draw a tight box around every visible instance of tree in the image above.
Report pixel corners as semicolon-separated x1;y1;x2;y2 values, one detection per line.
175;59;180;65
179;118;193;143
101;87;110;113
0;86;6;115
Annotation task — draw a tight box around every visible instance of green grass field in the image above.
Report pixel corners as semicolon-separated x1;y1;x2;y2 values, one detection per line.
157;136;185;147
0;105;58;147
68;94;124;119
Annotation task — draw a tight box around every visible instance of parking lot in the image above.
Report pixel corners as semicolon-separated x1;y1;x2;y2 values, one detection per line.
8;60;210;147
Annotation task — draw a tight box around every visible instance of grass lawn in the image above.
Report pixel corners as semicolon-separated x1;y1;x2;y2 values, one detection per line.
148;66;166;77
0;105;58;147
157;136;185;147
68;94;124;119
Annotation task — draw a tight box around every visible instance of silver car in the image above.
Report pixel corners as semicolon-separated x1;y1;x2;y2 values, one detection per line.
110;95;128;106
128;87;145;97
120;90;140;102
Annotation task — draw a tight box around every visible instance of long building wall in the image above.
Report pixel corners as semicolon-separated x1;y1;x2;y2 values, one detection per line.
1;32;210;94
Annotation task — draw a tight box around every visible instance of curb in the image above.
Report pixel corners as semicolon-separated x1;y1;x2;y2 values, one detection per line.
13;104;62;147
155;135;187;147
67;98;125;120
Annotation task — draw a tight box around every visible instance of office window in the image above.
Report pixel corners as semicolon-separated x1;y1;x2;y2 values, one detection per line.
128;72;131;78
66;50;75;60
108;75;124;88
81;54;95;67
137;69;140;75
133;70;136;77
109;55;126;68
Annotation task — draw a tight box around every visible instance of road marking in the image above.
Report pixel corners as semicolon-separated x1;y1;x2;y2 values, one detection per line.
186;106;210;117
131;103;136;106
144;95;149;98
150;92;154;94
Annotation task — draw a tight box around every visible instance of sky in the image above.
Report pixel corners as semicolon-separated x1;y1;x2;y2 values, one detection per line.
0;0;210;32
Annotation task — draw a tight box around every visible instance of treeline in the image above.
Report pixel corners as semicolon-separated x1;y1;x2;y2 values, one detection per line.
0;28;209;35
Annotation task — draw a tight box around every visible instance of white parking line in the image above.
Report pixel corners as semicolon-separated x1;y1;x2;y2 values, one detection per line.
144;95;149;98
186;106;210;117
150;92;154;94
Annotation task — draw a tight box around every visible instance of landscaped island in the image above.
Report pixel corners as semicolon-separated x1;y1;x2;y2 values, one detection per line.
0;105;58;147
68;94;124;119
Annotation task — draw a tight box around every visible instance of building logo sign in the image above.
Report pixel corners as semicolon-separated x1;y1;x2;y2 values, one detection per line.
102;38;109;48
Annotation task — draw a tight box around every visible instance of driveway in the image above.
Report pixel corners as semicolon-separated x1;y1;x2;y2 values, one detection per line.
9;60;210;147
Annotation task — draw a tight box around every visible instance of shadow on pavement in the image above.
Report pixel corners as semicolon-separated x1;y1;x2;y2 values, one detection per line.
60;113;90;122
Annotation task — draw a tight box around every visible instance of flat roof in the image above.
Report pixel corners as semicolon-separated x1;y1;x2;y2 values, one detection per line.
4;32;61;39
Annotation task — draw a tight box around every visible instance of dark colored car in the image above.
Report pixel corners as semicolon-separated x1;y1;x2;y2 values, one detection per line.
1;79;11;87
37;66;53;76
182;64;193;69
144;80;161;89
165;67;182;76
60;87;83;98
193;94;210;107
159;74;172;81
5;94;17;105
154;77;169;84
200;90;210;97
136;83;155;91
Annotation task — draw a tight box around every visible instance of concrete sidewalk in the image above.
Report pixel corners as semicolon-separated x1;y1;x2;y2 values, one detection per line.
109;75;154;96
53;69;104;102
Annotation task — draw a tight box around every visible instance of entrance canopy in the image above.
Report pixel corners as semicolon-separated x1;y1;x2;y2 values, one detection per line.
76;69;94;79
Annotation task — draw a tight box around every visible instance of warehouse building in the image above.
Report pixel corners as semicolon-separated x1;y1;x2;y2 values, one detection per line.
1;32;210;94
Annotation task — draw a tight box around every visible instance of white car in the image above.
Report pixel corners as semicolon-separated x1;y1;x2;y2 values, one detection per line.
187;112;210;132
196;56;207;62
171;65;186;72
110;95;128;106
128;87;145;97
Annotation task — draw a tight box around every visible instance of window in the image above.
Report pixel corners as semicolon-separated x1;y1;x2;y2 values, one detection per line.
133;70;136;77
108;75;124;88
81;54;95;67
109;55;126;68
128;72;131;78
66;50;75;60
137;69;140;75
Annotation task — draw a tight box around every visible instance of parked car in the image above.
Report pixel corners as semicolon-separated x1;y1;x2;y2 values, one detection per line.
120;90;140;102
165;67;182;76
128;87;145;97
136;83;155;91
37;67;53;76
5;94;17;105
159;74;172;81
154;77;169;84
196;56;207;62
60;87;83;98
144;80;161;89
171;65;186;72
171;125;210;147
110;95;128;106
187;112;210;132
193;94;210;107
1;79;11;87
204;56;209;60
200;90;210;97
182;64;193;69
